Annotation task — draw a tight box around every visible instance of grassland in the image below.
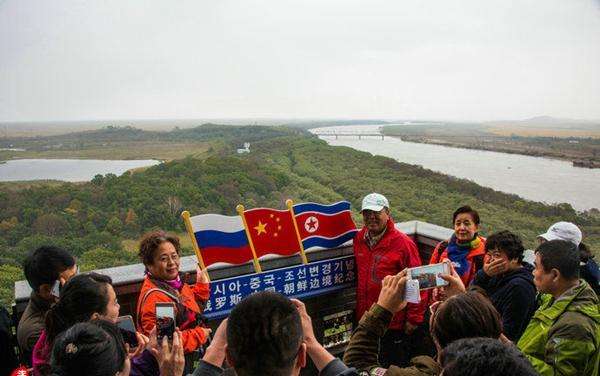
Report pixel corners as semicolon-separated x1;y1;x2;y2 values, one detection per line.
0;141;211;162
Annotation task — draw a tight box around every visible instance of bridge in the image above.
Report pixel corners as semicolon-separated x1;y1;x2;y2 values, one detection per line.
312;130;385;140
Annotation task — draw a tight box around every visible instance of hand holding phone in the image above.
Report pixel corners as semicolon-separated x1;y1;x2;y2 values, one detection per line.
406;262;450;290
156;303;176;342
117;315;139;348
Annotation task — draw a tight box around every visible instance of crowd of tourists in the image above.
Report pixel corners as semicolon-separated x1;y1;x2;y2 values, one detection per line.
2;192;599;376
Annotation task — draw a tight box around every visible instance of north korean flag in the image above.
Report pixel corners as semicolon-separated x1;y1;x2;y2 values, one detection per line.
293;201;357;250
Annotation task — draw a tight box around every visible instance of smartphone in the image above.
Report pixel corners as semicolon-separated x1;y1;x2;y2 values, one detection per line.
51;280;61;298
406;262;450;290
156;302;176;341
117;315;139;348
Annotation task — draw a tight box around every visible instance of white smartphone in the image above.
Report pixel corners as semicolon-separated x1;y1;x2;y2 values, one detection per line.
406;262;450;290
51;280;61;298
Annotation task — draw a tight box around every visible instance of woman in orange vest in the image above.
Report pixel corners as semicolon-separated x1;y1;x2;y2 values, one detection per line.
429;206;486;287
135;231;210;373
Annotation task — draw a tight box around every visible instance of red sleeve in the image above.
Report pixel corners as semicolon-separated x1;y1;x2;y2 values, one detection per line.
138;290;208;353
180;326;208;353
403;237;427;326
192;282;210;303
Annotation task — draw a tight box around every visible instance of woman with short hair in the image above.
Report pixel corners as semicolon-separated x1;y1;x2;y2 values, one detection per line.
429;205;486;286
135;231;210;373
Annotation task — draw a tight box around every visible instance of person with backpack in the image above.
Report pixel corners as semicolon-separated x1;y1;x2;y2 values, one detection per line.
135;231;211;374
429;206;486;287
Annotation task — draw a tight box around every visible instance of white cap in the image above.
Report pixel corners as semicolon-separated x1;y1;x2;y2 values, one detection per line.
361;193;389;212
538;221;582;246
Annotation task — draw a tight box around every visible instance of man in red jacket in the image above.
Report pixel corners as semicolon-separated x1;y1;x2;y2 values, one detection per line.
353;193;426;368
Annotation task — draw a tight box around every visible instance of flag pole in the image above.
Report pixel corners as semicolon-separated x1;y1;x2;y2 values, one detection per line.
286;199;308;264
236;204;262;273
181;210;210;282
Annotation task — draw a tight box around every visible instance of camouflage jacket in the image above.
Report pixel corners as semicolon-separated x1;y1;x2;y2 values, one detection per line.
517;280;600;376
343;304;440;376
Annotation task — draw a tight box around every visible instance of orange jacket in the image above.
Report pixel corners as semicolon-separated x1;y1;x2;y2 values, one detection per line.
136;276;210;353
429;235;486;287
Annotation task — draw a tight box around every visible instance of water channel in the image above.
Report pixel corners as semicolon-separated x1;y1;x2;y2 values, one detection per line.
311;125;600;212
0;159;161;182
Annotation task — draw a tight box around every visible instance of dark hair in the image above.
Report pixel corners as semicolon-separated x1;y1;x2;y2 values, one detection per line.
485;230;525;262
45;273;113;344
535;239;580;280
440;337;537;376
452;205;480;225
227;291;303;376
23;246;76;292
138;230;181;266
431;291;502;348
50;321;126;376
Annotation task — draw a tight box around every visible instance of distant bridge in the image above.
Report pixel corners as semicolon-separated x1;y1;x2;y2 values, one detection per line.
312;131;385;140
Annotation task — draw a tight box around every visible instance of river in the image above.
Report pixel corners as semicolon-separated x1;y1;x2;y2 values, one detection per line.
0;159;161;182
310;125;600;212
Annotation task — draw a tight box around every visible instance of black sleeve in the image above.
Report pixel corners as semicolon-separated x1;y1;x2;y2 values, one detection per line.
500;282;536;341
191;360;224;376
320;359;358;376
471;269;491;289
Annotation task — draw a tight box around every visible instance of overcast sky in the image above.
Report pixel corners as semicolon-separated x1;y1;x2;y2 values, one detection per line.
1;0;599;122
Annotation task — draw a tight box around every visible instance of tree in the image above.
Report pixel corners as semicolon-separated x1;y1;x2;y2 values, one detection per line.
105;216;123;235
0;264;23;306
33;213;68;236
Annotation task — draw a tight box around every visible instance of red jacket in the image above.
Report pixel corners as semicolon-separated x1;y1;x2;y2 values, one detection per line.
136;276;210;353
353;219;426;330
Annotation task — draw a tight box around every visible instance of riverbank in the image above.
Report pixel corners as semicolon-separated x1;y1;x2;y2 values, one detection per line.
381;125;600;168
391;134;600;169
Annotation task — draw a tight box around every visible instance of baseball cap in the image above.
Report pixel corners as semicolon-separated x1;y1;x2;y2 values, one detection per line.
361;193;389;212
538;222;582;246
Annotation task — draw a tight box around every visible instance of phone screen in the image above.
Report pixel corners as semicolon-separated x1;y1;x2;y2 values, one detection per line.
407;262;450;290
51;280;61;298
156;304;175;341
117;316;139;348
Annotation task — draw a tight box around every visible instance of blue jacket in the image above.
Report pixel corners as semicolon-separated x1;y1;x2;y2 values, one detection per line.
471;263;537;341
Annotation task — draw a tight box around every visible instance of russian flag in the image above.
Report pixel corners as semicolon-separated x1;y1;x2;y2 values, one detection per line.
189;214;254;267
293;201;358;251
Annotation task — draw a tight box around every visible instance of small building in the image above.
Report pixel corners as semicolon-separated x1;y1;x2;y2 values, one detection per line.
237;142;250;154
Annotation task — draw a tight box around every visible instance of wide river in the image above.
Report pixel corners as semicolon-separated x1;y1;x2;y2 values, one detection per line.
311;125;600;212
0;159;161;182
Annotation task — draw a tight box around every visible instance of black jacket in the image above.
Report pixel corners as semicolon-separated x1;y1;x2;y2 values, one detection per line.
471;263;537;341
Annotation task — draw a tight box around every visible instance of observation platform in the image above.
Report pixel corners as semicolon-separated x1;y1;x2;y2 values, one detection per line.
12;220;452;370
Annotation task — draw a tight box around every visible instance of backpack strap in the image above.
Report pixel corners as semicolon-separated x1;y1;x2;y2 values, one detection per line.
433;241;449;263
136;288;180;328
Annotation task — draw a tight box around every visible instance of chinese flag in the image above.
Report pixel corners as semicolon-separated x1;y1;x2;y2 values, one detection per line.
243;207;302;258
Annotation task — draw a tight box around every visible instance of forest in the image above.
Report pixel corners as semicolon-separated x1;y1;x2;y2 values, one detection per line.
1;124;599;306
